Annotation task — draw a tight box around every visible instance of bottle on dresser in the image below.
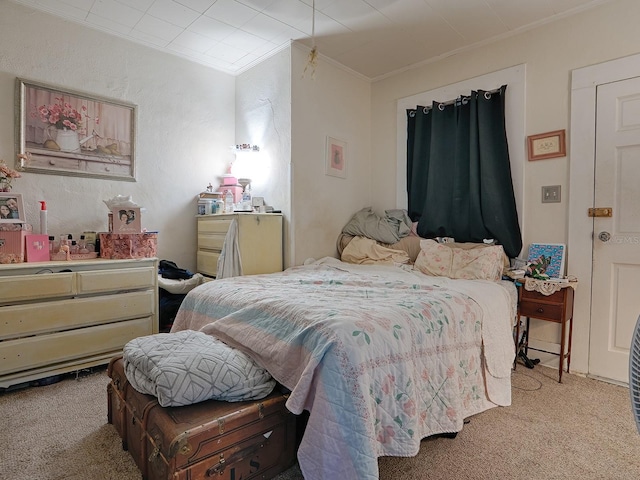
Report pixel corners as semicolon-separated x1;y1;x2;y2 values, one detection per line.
224;190;234;213
78;235;89;254
48;236;56;256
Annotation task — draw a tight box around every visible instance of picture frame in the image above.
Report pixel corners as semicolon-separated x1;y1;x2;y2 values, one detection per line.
526;243;566;279
325;136;347;179
527;129;566;161
111;207;141;233
16;78;136;181
0;193;25;223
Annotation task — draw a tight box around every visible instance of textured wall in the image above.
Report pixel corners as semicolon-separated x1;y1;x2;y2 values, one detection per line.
0;1;235;271
370;0;640;375
290;44;372;265
236;48;293;266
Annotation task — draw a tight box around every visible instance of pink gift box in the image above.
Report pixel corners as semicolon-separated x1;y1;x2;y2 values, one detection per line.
25;234;50;262
0;230;26;264
99;232;158;259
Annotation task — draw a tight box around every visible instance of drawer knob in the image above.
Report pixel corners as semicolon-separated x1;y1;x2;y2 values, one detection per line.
536;307;544;313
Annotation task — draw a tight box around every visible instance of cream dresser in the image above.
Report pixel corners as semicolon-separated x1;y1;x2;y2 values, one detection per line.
197;213;283;277
0;258;158;388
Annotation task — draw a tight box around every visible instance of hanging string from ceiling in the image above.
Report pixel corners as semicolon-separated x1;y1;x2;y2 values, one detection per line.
302;0;318;79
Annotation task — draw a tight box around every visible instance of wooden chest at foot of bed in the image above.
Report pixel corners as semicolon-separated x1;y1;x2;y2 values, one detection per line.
106;356;297;480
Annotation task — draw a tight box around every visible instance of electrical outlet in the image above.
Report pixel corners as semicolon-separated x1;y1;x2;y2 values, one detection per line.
542;185;561;203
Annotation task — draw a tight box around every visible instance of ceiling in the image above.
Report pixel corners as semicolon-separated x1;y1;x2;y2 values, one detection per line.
10;0;610;80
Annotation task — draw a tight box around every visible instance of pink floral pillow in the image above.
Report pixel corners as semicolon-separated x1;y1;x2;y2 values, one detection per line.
414;240;454;277
415;239;504;281
450;244;504;281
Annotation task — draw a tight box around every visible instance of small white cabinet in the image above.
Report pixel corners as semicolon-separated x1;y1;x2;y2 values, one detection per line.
0;258;158;388
197;213;283;277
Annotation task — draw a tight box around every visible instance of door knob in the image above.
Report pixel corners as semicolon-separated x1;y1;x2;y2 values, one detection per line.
598;231;611;242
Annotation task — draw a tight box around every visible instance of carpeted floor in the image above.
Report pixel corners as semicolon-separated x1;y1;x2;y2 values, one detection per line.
1;365;639;479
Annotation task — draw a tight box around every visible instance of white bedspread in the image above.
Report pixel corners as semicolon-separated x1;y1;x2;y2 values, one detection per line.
172;258;515;479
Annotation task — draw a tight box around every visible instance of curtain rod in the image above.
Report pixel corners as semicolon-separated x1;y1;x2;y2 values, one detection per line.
410;86;504;113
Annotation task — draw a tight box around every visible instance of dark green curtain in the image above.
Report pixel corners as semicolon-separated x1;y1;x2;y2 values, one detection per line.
406;85;522;258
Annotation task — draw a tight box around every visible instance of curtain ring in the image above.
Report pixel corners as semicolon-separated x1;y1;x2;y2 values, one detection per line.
408;110;416;117
422;107;429;114
461;96;469;105
438;103;445;111
484;91;491;100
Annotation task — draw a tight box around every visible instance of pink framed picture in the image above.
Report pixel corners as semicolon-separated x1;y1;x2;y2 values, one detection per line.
326;136;347;179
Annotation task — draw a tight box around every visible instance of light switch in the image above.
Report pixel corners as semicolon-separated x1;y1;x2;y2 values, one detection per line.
542;185;561;203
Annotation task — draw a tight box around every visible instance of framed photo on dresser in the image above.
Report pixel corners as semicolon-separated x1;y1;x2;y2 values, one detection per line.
0;193;25;223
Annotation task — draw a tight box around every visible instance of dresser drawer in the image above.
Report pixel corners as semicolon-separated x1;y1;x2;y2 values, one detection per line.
0;290;155;340
519;301;564;322
520;288;566;305
0;272;75;304
197;251;220;277
77;267;155;294
197;233;225;251
198;218;232;234
0;316;154;375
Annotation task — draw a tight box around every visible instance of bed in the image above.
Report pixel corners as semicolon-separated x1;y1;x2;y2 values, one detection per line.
171;237;517;480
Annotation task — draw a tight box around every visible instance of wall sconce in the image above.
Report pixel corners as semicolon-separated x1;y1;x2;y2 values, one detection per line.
233;144;260;153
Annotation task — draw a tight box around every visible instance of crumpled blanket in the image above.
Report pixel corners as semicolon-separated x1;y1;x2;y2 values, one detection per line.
341;235;411;265
341;207;412;244
123;330;275;407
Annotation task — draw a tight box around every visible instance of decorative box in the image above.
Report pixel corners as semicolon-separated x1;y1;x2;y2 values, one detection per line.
25;234;50;262
99;232;158;259
0;231;26;264
0;224;32;264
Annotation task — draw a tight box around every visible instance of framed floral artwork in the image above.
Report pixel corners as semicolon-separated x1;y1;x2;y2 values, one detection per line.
526;243;566;279
0;193;25;223
16;78;137;181
326;136;347;179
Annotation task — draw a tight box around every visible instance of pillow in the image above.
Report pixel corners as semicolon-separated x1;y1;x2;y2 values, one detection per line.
124;330;275;407
415;239;505;281
414;240;454;277
449;244;505;281
444;241;510;270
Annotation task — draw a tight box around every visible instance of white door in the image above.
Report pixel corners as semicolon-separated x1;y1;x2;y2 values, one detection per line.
590;77;640;383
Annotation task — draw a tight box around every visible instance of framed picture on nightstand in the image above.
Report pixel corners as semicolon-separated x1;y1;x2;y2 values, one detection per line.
526;243;566;279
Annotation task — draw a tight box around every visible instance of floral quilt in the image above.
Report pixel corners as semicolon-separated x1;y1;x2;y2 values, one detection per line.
172;258;515;480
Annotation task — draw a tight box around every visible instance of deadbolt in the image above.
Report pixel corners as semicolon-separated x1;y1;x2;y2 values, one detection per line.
598;231;611;242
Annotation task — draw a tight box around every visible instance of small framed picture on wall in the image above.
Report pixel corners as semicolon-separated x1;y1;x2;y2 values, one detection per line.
326;136;347;179
527;129;566;161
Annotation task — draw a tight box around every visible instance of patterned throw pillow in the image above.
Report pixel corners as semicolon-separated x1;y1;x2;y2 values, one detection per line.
415;239;504;281
449;244;505;281
414;239;454;277
123;330;275;407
